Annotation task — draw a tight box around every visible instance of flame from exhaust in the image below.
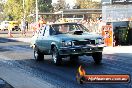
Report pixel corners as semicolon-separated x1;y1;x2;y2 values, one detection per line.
78;65;86;76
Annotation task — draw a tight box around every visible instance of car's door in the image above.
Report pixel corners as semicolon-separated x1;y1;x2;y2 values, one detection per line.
40;25;51;54
41;25;58;54
35;26;45;50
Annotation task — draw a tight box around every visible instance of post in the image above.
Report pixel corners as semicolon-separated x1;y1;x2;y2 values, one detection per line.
62;11;63;19
23;0;25;19
36;0;38;22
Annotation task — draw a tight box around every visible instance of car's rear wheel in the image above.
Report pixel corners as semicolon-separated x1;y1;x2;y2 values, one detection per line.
52;46;62;66
34;46;44;61
92;52;102;64
12;28;15;31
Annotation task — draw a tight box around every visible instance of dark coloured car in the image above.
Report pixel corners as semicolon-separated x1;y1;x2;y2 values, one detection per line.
30;22;104;65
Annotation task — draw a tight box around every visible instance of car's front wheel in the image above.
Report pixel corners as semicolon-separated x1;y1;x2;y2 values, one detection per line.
92;52;102;64
52;46;62;66
18;28;21;31
34;46;44;61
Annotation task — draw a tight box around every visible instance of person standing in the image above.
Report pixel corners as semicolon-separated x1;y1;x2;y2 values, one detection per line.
21;18;26;36
8;22;14;37
25;21;28;31
38;16;46;28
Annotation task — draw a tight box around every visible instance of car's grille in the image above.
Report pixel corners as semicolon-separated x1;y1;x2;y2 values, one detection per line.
72;39;95;46
72;41;89;45
90;40;96;45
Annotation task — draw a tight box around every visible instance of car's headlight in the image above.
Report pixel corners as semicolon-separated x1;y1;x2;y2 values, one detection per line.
96;38;104;44
62;41;72;47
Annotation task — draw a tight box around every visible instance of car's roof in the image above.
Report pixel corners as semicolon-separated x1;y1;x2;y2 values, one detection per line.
47;22;81;25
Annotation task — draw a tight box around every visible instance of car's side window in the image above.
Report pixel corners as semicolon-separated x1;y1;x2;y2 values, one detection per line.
43;26;49;36
52;25;60;34
38;26;45;36
49;26;56;35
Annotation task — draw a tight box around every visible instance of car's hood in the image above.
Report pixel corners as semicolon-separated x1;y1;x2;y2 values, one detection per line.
53;32;103;41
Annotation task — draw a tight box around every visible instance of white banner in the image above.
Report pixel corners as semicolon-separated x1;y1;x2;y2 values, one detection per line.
102;5;132;22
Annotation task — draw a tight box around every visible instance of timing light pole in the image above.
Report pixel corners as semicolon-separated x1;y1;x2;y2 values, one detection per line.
23;0;25;20
36;0;39;22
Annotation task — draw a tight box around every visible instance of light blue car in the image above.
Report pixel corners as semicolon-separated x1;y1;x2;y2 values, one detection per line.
30;22;104;65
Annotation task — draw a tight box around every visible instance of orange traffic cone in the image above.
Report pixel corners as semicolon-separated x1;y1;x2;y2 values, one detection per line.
8;30;13;38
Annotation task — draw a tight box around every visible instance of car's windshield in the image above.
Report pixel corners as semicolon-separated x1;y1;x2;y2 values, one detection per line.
51;23;89;34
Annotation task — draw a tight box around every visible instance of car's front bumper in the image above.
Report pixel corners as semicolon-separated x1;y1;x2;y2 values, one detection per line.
59;44;104;56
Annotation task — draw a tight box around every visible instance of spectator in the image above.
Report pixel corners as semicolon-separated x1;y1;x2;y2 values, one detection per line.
38;16;46;28
8;22;14;37
21;18;26;36
25;21;28;31
98;19;106;34
31;22;39;36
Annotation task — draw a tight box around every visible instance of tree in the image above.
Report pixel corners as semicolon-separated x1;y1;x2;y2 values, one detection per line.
24;0;35;21
38;0;53;12
73;3;80;9
75;0;101;20
3;0;22;21
75;0;101;9
3;0;35;21
52;0;67;12
3;0;53;22
0;2;4;21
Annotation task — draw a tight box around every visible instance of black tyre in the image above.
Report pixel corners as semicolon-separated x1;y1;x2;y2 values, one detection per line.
52;46;62;66
18;28;21;31
34;46;44;61
92;52;102;64
12;28;15;31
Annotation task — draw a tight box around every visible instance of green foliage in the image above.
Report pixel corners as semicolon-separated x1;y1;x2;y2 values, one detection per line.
76;0;101;9
2;0;53;22
24;0;35;21
0;2;4;21
3;0;23;21
52;0;67;12
3;0;35;22
38;0;53;12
